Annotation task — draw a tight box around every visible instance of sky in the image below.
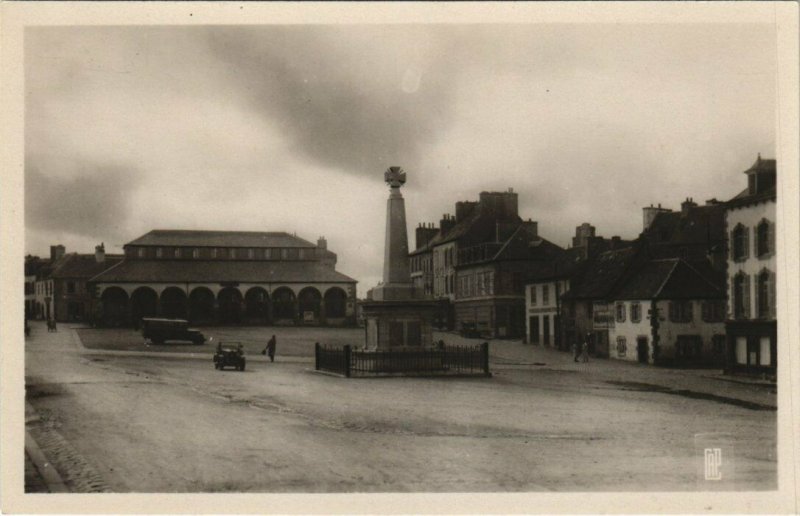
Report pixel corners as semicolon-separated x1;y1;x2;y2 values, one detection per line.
25;24;776;290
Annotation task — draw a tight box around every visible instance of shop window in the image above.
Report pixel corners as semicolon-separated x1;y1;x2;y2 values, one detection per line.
759;337;771;366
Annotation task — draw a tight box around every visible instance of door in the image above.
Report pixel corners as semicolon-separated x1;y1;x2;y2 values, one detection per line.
637;336;649;364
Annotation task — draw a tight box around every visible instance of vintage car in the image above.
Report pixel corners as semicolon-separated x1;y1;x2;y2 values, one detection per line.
141;318;205;345
213;342;246;371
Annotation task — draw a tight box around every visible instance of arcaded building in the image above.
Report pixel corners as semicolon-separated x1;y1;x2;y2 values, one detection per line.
89;230;357;327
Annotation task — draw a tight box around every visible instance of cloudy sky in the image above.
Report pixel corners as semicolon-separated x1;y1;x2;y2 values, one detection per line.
25;23;776;289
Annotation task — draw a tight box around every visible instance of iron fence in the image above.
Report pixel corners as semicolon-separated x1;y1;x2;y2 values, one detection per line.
315;342;489;377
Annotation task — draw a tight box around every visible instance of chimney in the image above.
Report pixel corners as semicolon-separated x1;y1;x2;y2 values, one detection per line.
415;223;438;249
317;236;327;250
610;236;621;249
95;243;105;263
455;201;478;222
50;245;65;261
681;197;697;216
572;223;596;248
440;214;456;235
642;204;672;231
524;219;538;239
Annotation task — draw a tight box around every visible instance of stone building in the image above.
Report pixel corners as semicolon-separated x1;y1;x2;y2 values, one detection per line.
31;245;65;321
49;244;124;322
456;222;564;339
89;230;357;327
724;155;777;377
409;188;565;336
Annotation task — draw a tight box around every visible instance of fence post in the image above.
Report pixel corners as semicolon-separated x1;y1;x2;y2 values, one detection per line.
482;342;490;375
315;342;320;371
343;345;351;378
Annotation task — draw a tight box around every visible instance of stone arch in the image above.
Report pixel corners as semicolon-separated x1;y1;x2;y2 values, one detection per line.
100;286;129;327
161;287;188;320
298;287;322;323
131;287;158;326
244;287;270;324
189;287;215;324
272;287;297;321
324;287;348;318
218;287;243;324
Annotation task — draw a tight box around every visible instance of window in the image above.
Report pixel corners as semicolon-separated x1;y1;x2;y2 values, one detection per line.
265;249;272;259
192;248;199;259
530;285;537;306
615;302;626;323
732;273;750;320
542;285;549;305
230;248;237;259
756;219;772;258
731;224;749;262
174;248;181;258
248;248;255;259
281;249;289;260
616;336;627;357
735;337;747;364
757;269;774;319
156;248;163;258
701;301;724;322
759;336;771;366
137;247;145;258
630;302;641;323
67;281;76;294
669;301;693;323
211;248;218;259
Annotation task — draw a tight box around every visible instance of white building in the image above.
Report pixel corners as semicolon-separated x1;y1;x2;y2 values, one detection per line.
608;258;726;366
724;155;777;376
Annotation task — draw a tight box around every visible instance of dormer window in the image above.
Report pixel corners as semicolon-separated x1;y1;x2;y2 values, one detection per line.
192;248;199;259
248;248;254;259
156;248;163;258
137;247;145;258
174;248;181;258
211;248;217;259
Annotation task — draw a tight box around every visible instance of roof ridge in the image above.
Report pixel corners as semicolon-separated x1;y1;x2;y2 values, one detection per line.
652;259;680;298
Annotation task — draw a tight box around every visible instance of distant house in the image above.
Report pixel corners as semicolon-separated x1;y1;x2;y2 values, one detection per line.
456;222;565;339
49;244;124;322
560;245;646;358
640;197;727;273
89;230;357;327
724;155;777;377
608;258;726;367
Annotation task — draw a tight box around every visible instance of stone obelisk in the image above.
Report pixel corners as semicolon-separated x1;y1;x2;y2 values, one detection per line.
371;166;414;301
362;167;437;350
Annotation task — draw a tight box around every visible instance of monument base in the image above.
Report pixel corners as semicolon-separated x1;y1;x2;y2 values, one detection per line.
361;299;440;351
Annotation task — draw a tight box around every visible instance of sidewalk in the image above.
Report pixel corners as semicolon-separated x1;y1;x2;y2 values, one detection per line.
484;337;777;409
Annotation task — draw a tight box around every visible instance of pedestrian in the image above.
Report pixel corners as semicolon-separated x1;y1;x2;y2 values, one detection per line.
573;339;580;362
266;334;276;362
581;333;590;363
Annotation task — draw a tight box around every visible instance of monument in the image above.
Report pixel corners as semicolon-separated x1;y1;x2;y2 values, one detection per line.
362;167;439;350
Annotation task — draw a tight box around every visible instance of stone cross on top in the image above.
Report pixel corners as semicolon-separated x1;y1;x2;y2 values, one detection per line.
384;166;406;188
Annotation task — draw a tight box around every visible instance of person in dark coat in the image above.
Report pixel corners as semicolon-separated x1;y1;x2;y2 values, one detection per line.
266;335;276;362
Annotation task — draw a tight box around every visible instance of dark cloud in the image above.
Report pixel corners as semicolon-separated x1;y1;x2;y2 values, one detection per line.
25;154;141;244
203;26;462;177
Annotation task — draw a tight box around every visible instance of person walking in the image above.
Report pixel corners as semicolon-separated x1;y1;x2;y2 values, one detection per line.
266;335;276;362
581;333;590;363
573;339;580;362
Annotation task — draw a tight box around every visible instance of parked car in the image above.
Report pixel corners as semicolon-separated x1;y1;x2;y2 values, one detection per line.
214;342;246;371
141;318;205;345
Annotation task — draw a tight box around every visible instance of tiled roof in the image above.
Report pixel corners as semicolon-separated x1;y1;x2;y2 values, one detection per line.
562;245;644;300
726;186;776;209
89;259;357;284
126;230;318;248
526;247;587;282
614;259;724;300
643;204;726;246
51;254;125;279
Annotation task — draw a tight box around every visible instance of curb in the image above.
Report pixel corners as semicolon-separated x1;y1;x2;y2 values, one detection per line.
25;430;69;493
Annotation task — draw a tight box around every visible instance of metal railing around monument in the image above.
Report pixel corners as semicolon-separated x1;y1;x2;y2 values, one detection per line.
314;342;490;377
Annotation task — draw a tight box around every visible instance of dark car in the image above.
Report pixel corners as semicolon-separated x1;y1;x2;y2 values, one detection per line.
214;342;246;371
141;318;205;345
